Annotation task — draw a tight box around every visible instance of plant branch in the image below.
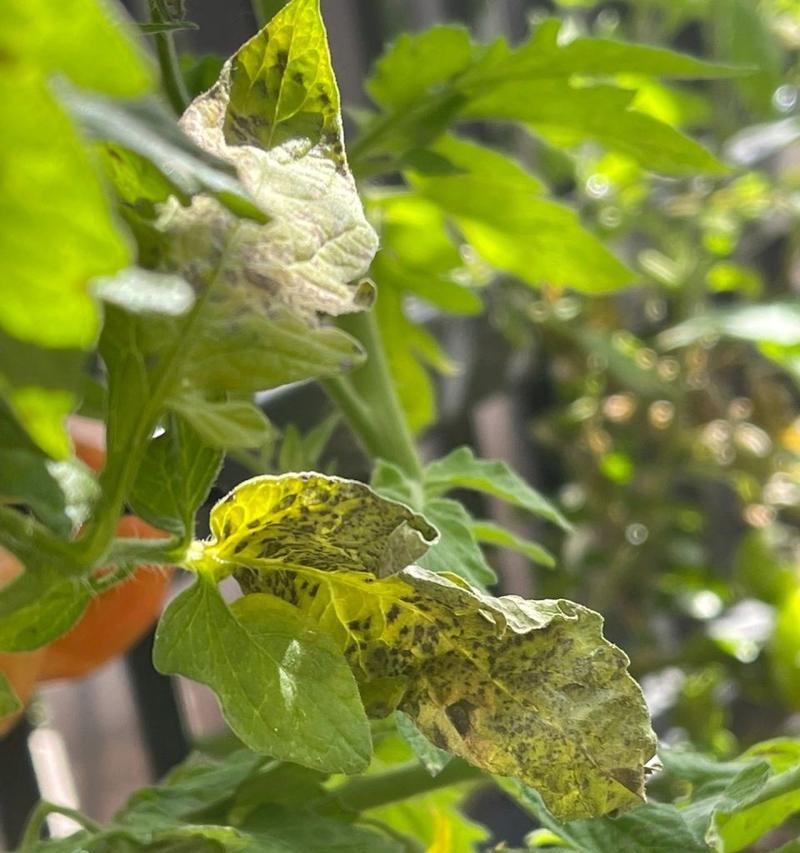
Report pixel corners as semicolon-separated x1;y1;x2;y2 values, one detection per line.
18;801;101;852
328;758;484;813
0;506;78;567
325;309;423;480
148;0;190;114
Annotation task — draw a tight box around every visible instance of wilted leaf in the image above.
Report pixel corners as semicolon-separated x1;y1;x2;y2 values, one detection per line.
164;0;378;320
206;474;438;578
199;473;656;821
154;576;372;774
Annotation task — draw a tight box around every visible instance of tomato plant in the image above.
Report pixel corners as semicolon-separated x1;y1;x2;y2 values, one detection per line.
1;0;799;850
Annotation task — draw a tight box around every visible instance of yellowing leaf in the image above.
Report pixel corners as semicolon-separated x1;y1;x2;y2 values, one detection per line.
164;0;378;320
198;473;657;822
207;474;438;578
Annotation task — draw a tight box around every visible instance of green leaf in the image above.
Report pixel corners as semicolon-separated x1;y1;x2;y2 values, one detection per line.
177;312;366;396
395;710;453;776
234;560;656;821
374;287;438;435
240;805;403;852
62;91;267;224
367;782;488;852
0;405;99;533
463;81;725;176
205;474;437;579
467;17;743;82
165;0;378;321
153;577;372;774
117;750;267;833
0;75;130;351
418;497;498;587
411;136;633;292
204;474;656;821
470;520;557;570
0;673;21;719
424;446;569;529
367;26;474;110
2;0;154;96
0;332;89;460
659;303;800;349
511;784;709;853
129;416;223;538
0;564;90;652
168;396;273;450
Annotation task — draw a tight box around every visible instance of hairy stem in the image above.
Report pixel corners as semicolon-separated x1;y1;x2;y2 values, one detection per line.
148;0;190;114
325;310;423;480
18;801;101;852
329;758;484;812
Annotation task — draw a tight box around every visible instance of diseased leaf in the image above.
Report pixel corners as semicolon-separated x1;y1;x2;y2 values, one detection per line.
165;0;378;321
153;577;372;775
199;474;656;821
207;474;438;579
233;562;656;821
424;446;569;529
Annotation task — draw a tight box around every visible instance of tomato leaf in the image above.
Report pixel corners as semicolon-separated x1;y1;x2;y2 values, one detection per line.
203;473;656;821
0;75;129;352
168;397;273;450
206;474;438;579
153;576;372;774
395;710;453;776
424;446;569;529
0;564;90;652
129;416;223;538
0;673;21;719
2;0;154;97
470;520;556;570
162;0;378;321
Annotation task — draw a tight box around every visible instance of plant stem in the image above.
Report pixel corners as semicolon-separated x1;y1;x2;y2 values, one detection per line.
148;0;190;114
329;759;484;812
323;310;423;481
18;801;101;852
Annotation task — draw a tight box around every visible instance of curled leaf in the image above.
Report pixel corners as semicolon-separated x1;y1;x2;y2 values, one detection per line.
206;474;438;578
200;473;656;821
162;0;378;319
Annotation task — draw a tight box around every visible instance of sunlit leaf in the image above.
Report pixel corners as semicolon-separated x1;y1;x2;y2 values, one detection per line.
166;0;378;320
201;474;656;821
154;577;372;774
